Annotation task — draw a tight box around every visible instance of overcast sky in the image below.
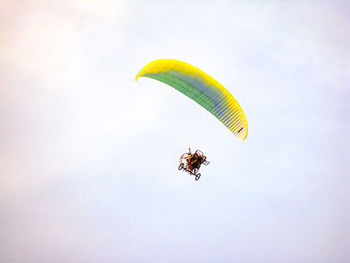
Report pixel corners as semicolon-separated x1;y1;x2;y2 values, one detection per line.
1;1;349;262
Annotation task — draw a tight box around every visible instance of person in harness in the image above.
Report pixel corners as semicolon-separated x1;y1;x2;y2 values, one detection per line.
179;148;209;180
188;151;206;170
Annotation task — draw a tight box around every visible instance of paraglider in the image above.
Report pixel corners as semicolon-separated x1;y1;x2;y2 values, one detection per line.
135;59;248;180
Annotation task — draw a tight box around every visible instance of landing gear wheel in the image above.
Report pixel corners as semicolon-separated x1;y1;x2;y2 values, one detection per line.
195;173;201;181
178;163;184;170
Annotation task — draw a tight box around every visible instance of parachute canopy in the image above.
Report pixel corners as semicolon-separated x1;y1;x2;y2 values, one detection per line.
135;59;248;141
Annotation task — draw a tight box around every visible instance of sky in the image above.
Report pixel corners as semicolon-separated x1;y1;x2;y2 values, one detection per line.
0;0;349;262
